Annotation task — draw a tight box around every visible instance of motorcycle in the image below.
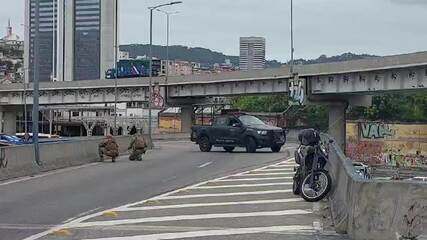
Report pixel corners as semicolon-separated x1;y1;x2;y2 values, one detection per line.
292;129;332;202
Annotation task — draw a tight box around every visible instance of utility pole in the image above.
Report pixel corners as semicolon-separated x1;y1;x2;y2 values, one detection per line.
33;0;41;165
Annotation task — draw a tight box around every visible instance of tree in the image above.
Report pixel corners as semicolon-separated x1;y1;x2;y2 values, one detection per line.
231;95;289;113
348;93;427;122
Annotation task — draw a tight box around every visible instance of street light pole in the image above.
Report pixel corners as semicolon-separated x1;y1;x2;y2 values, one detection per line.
148;1;182;143
113;0;119;136
157;10;179;85
33;0;41;165
149;7;153;141
166;13;170;84
23;78;27;136
290;0;294;75
20;23;29;139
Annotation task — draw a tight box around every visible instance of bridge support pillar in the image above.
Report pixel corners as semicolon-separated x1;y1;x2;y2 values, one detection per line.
181;106;193;133
0;106;17;135
328;102;348;151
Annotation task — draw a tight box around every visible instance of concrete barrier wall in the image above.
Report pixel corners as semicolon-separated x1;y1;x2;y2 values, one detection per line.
0;136;132;181
327;138;427;240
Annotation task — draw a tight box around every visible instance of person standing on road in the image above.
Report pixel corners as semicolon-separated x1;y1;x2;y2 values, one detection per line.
99;135;119;162
128;134;147;161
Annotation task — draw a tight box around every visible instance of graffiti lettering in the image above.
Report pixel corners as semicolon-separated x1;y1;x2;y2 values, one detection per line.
360;122;395;139
289;77;305;106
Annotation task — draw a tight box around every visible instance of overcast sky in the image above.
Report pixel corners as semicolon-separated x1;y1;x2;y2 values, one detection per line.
1;0;426;61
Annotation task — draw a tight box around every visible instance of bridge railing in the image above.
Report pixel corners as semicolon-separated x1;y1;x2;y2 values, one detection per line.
321;133;427;240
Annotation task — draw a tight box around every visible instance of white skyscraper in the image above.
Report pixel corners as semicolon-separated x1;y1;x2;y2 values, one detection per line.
239;37;266;71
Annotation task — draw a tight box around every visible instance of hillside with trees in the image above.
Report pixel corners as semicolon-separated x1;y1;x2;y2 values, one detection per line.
119;44;281;68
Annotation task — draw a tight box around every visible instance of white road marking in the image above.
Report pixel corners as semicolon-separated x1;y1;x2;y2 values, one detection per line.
72;209;312;228
313;202;321;212
194;182;292;189
252;168;294;172
198;162;212;168
119;198;303;211
213;176;293;182
81;225;315;240
156;189;293;200
271;158;295;165
242;172;294;176
313;221;322;232
63;207;102;224
21;157;296;240
270;164;297;168
0;162;100;187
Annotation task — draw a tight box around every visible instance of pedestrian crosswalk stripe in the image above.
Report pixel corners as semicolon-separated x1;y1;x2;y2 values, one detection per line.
252;168;294;172
243;172;294;176
194;182;292;189
119;198;303;211
156;189;293;200
81;225;315;240
213;177;293;182
270;164;297;168
72;210;312;228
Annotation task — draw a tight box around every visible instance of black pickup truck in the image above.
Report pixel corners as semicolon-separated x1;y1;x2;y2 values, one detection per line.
191;114;286;153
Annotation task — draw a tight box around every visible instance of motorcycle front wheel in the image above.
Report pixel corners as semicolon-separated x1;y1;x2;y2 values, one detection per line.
300;169;332;202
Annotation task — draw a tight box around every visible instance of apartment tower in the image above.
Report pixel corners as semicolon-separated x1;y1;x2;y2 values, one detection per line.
239;37;266;71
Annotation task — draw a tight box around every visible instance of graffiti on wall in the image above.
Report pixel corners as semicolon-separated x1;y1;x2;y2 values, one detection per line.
399;202;427;240
360;122;395;139
346;122;426;167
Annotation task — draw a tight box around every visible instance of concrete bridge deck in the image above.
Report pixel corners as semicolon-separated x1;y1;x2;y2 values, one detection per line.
0;51;426;92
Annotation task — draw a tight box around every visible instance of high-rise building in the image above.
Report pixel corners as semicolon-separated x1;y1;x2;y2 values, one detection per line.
24;0;118;82
239;37;266;71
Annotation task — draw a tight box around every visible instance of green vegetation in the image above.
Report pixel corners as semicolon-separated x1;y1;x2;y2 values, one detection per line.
233;93;427;129
231;95;288;113
232;95;329;130
350;93;427;122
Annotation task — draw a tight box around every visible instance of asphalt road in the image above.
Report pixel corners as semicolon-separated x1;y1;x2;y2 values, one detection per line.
0;141;298;240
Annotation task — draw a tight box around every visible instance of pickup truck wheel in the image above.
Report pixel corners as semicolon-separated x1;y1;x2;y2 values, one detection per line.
223;146;235;153
271;145;282;153
199;136;212;152
245;137;257;153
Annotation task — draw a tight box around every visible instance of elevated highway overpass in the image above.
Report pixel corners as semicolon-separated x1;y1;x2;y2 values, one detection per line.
0;51;426;105
1;51;427;147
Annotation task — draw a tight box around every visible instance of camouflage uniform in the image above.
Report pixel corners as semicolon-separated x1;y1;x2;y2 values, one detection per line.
99;135;119;162
128;135;147;161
